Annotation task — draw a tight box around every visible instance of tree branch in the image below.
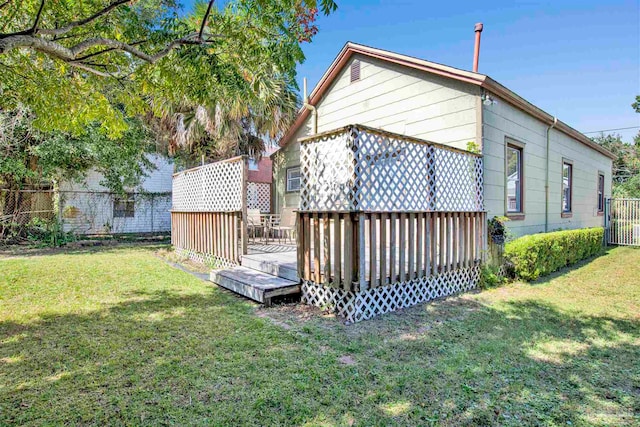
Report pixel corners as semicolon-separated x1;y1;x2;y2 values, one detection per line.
69;35;204;62
0;0;45;39
30;0;46;34
72;39;147;62
199;0;215;41
0;33;215;64
35;0;133;36
0;1;12;11
68;61;115;77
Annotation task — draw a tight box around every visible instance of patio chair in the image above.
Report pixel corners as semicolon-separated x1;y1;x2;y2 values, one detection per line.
270;207;296;244
247;209;264;243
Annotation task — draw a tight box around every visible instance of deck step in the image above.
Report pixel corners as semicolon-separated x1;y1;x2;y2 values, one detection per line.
241;253;299;282
210;266;300;305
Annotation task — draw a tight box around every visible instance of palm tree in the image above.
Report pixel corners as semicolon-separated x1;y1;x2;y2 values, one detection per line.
154;72;298;168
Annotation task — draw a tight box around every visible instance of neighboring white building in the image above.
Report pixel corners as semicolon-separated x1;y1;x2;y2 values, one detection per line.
272;42;615;237
59;154;173;234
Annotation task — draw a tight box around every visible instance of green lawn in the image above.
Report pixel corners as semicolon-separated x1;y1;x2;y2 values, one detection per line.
1;245;638;426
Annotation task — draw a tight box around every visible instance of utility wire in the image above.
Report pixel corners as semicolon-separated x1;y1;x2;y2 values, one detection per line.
583;126;640;134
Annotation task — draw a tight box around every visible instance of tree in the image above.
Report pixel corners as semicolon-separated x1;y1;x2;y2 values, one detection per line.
591;96;640;198
614;174;640;198
592;133;639;184
1;0;337;190
153;73;299;167
0;0;337;136
633;96;640;148
0;106;155;192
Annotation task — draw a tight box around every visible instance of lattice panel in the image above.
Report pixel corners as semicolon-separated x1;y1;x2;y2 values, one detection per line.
300;125;483;212
432;148;484;211
172;158;244;212
302;265;480;323
174;247;238;269
300;131;355;211
497;263;510;279
247;182;271;213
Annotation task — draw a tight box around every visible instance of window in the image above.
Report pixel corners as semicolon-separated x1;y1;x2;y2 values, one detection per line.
113;194;135;218
350;60;361;83
506;144;523;214
597;173;605;213
248;158;259;171
562;161;573;214
286;167;301;192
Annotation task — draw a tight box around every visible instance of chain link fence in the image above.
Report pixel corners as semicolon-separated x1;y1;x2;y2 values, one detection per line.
0;189;56;244
1;189;172;244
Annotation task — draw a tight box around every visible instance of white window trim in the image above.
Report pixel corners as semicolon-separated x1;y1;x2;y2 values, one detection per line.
286;166;301;192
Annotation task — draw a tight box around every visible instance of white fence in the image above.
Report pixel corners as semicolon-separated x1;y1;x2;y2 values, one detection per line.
247;182;271;213
297;125;486;322
607;198;640;246
299;124;484;212
172;157;245;212
171;156;248;265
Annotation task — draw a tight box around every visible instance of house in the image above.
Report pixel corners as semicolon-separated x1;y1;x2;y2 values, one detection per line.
272;42;615;237
59;154;174;234
171;42;615;322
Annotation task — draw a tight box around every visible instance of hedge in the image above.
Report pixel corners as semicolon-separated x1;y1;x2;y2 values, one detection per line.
504;227;604;281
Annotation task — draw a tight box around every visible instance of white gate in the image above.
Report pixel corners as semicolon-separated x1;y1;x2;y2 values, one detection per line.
606;198;640;246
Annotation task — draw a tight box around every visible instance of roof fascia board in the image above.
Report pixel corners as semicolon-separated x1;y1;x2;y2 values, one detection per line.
279;43;615;160
481;77;615;159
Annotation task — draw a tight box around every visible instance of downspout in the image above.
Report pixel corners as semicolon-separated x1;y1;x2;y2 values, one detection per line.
303;77;318;134
545;116;558;232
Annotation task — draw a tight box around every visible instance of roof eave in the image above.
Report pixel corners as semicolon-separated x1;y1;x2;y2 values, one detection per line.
278;42;488;147
279;43;616;161
481;77;616;160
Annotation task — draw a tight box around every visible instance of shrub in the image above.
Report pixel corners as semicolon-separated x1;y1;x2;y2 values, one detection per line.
478;264;508;289
504;227;604;281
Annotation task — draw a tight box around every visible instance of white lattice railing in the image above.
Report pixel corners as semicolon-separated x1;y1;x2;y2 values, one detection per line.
171;156;248;264
247;182;271;213
299;124;484;212
172;157;246;212
297;125;486;322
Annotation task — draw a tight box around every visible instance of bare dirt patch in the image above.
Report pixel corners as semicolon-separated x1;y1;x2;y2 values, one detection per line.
338;355;357;365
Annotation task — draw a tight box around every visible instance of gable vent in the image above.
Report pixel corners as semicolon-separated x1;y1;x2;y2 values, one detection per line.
350;60;361;83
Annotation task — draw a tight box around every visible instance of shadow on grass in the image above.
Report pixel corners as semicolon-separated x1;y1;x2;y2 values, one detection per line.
1;284;638;426
0;241;169;259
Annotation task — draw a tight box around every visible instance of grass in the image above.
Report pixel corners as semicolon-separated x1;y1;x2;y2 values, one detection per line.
1;245;638;426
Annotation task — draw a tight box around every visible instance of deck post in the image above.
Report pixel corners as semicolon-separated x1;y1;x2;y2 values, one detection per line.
240;155;248;258
358;212;367;291
343;213;353;291
296;212;304;279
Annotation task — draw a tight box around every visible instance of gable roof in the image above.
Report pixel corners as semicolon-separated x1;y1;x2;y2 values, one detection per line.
279;42;615;160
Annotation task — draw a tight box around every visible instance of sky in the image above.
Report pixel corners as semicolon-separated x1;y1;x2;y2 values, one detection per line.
183;0;640;142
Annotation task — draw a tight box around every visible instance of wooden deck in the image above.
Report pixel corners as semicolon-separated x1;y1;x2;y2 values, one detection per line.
209;242;300;305
184;223;482;310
